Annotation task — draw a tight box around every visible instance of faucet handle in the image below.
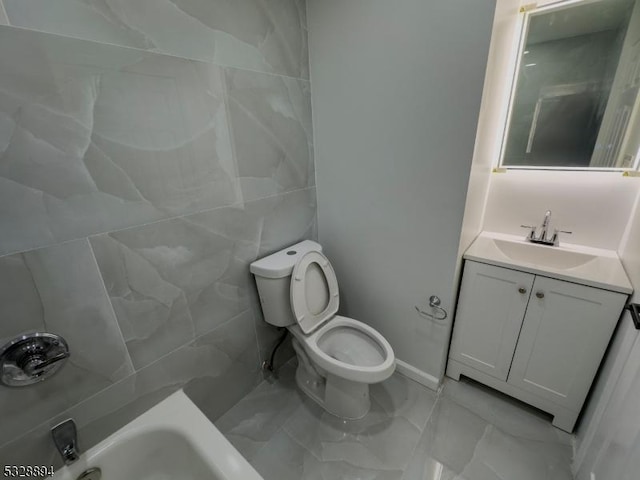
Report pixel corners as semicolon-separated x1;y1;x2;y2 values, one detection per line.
520;225;536;238
550;229;572;247
520;225;537;232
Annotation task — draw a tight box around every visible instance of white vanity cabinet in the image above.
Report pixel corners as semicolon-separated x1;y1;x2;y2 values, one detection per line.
448;261;534;381
447;260;627;432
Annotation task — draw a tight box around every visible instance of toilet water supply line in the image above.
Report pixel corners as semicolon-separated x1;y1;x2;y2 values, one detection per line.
262;328;289;372
415;295;448;321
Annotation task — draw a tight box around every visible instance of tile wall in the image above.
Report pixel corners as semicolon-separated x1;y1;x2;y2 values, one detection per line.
0;0;314;469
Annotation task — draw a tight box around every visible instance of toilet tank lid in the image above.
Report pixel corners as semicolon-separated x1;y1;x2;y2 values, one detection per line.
250;240;323;279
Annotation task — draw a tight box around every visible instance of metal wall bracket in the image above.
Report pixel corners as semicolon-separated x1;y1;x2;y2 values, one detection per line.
625;303;640;330
415;295;448;322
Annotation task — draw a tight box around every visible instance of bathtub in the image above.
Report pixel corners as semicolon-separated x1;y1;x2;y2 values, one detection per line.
49;390;263;480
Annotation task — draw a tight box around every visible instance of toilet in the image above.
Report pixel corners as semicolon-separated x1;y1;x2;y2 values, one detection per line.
250;240;395;419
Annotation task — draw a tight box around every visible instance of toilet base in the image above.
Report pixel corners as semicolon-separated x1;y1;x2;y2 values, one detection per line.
294;361;371;420
324;374;371;419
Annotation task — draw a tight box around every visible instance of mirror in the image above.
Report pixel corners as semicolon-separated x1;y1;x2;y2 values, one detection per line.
501;0;640;170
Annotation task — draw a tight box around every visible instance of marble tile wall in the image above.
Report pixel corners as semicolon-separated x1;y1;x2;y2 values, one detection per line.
0;2;7;25
0;0;308;79
0;0;314;470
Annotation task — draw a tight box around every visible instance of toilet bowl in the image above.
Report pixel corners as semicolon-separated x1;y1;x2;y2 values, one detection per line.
250;240;396;419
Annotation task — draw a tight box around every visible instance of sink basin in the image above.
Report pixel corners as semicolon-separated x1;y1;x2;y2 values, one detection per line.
463;232;633;294
492;239;597;270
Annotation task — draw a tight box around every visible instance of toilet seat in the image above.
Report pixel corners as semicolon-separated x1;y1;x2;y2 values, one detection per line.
289;251;395;383
289;316;396;384
290;251;339;334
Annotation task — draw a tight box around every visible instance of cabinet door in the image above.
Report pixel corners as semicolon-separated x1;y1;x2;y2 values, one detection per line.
508;276;626;409
449;262;534;381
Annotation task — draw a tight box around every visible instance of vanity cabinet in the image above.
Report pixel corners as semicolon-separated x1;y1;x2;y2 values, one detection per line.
448;261;534;381
447;261;627;432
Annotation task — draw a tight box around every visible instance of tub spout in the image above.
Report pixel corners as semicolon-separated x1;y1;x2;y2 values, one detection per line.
52;419;79;465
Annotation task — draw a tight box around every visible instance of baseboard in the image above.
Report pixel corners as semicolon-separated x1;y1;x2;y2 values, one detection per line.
395;359;440;391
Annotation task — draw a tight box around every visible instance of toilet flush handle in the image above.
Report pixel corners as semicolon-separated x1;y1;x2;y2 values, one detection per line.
415;295;448;322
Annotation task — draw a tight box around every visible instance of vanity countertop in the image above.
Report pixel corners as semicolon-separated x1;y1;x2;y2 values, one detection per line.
465;232;633;295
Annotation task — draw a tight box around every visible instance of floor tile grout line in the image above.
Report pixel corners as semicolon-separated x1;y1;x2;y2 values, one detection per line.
247;372;443;476
279;417;325;463
399;393;443;479
214;360;302;465
220;374;575;480
237;393;302;463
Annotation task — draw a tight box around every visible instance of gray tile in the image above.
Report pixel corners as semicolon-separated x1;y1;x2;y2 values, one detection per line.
200;361;574;480
442;378;573;445
403;397;490;477
81;308;260;441
282;390;423;472
225;67;314;202
190;186;316;354
0;239;133;443
91;188;315;368
215;362;301;460
0;26;239;256
401;456;458;480
89;212;246;368
457;424;573;480
0;309;260;469
405;393;573;480
2;0;309;79
215;368;432;478
253;428;404;480
370;373;438;432
253;187;318;256
180;310;262;420
0;2;7;25
66;307;262;456
250;429;313;480
0;419;60;472
90;233;196;370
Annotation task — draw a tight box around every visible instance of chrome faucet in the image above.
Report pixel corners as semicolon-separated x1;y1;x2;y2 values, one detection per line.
521;210;572;247
540;209;551;241
51;419;79;465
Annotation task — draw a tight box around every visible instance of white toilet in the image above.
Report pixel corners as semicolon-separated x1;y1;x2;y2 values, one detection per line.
250;240;395;419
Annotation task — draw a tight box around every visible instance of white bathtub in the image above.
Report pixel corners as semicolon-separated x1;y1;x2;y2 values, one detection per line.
49;390;263;480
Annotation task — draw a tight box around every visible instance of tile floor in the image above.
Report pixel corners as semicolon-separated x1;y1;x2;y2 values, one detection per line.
215;361;574;480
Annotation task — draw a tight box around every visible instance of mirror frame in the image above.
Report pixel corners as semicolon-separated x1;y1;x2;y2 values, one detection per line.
497;0;640;172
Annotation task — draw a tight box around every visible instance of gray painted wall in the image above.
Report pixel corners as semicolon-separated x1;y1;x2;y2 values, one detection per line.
307;0;495;383
0;0;314;467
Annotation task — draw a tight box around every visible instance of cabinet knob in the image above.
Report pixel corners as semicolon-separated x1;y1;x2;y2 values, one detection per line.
518;287;527;294
536;291;545;299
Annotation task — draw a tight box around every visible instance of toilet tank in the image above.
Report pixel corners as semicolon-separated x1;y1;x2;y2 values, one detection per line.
250;240;322;327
